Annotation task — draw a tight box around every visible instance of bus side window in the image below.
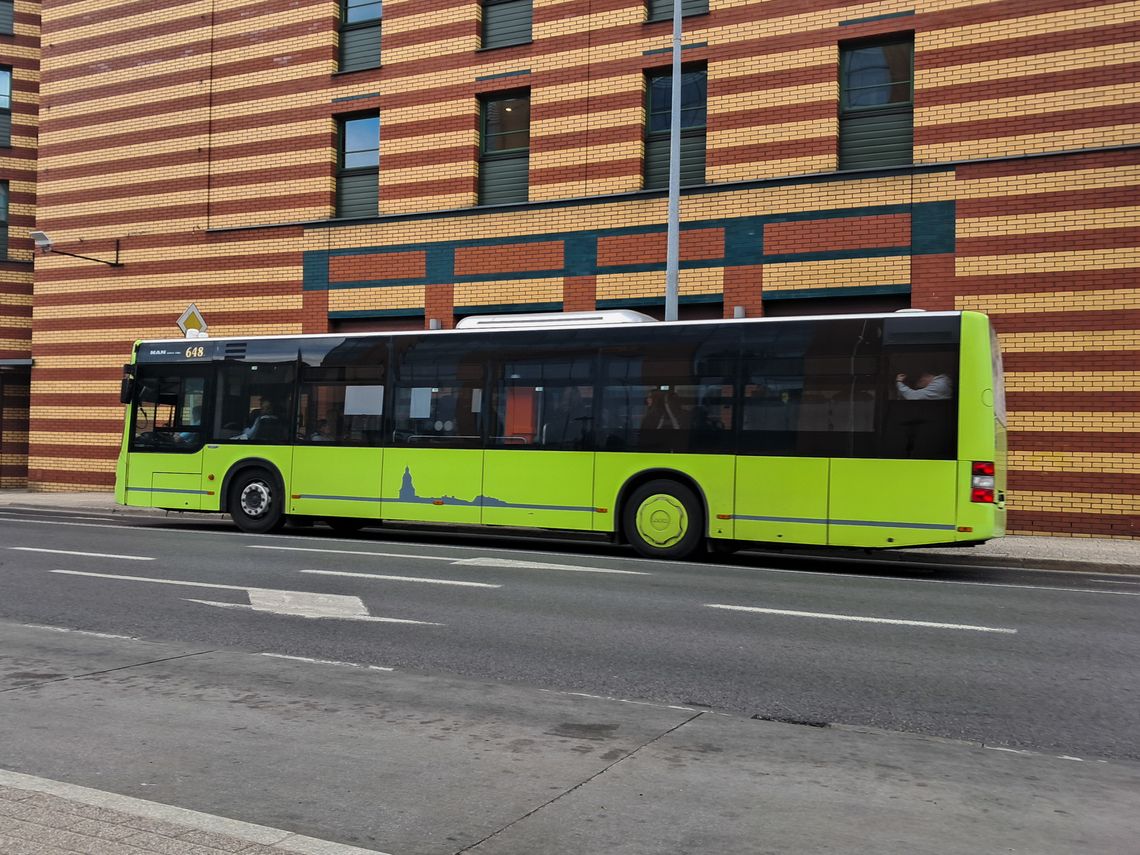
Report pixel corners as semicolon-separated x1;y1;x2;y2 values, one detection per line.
598;326;737;454
214;361;296;444
391;337;484;448
490;349;595;450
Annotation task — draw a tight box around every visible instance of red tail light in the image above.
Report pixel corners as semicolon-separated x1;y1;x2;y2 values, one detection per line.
971;461;996;503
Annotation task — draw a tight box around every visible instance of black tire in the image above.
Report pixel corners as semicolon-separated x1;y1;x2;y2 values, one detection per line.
327;518;366;535
622;479;705;560
228;467;286;534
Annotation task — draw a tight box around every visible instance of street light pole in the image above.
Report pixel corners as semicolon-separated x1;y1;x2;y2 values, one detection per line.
663;0;682;322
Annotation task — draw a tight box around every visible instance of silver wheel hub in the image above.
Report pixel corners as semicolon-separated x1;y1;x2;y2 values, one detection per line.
240;482;271;518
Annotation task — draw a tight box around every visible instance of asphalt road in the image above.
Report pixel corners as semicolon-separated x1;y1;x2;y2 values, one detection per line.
1;506;1137;763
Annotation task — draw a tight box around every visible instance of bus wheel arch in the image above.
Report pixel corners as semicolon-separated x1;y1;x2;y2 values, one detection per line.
617;470;708;560
221;460;286;534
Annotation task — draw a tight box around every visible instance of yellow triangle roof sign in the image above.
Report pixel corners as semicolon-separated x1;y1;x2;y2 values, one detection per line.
177;303;208;335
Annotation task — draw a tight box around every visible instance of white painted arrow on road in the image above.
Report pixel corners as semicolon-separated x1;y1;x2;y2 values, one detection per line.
50;570;439;625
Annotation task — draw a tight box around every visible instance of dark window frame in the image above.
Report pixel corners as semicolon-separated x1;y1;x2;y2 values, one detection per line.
478;89;531;206
0;0;13;37
646;0;709;24
339;0;382;72
0;65;11;148
644;63;707;190
838;34;915;170
336;112;380;218
481;0;533;50
0;180;8;262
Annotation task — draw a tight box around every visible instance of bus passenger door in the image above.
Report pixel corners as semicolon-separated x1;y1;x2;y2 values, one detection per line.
289;383;385;520
483;381;596;531
289;338;388;520
382;339;485;525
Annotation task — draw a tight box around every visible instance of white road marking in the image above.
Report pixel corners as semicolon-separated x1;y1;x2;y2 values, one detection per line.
10;547;154;561
984;745;1106;764
253;544;646;575
706;603;1017;634
451;557;648;575
259;653;394;672
542;689;696;712
4;513;1136;593
248;544;448;561
22;623;140;641
50;570;439;624
1090;578;1140;586
302;569;500;588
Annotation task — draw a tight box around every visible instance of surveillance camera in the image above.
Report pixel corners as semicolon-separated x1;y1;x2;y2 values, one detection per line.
29;230;53;253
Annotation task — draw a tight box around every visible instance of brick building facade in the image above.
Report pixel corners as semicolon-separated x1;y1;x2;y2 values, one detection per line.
2;0;1136;537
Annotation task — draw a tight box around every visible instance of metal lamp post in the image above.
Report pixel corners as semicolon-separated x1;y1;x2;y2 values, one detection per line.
663;0;682;322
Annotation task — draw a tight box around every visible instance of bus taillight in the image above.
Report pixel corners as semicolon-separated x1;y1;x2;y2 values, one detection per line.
971;461;996;503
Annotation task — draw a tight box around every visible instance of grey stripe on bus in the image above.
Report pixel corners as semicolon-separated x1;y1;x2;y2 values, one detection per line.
297;494;596;513
126;487;210;496
733;514;956;531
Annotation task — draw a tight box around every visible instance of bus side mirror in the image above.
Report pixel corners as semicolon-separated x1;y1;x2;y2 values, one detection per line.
120;365;135;404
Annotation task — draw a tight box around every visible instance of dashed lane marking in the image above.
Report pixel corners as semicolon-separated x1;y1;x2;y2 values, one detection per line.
301;569;500;588
706;604;1018;634
10;547;154;561
451;557;648;575
249;544;449;561
259;653;395;672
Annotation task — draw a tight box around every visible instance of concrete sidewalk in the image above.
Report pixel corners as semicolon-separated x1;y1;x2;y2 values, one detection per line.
0;488;1136;575
0;770;386;855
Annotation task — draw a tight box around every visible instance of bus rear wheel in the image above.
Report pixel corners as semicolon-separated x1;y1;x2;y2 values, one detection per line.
623;479;705;561
229;468;285;534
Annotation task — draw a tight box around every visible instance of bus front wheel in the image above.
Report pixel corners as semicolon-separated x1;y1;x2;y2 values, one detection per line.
229;468;285;534
623;479;705;561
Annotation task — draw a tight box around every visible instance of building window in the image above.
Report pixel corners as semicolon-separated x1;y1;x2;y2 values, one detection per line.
839;36;914;170
340;0;382;72
646;0;708;22
644;65;706;190
0;181;7;261
482;0;532;50
337;114;379;218
0;1;13;36
0;66;10;148
479;92;530;206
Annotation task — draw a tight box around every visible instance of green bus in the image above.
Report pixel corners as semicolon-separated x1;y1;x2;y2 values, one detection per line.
115;309;1006;559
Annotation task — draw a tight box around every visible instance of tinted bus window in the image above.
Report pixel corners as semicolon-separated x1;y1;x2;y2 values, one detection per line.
391;336;485;448
213;361;297;443
741;318;882;458
299;337;387;445
879;314;959;459
489;341;595;450
597;325;737;454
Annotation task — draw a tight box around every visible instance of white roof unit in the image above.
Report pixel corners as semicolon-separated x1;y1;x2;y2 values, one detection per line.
455;309;657;331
